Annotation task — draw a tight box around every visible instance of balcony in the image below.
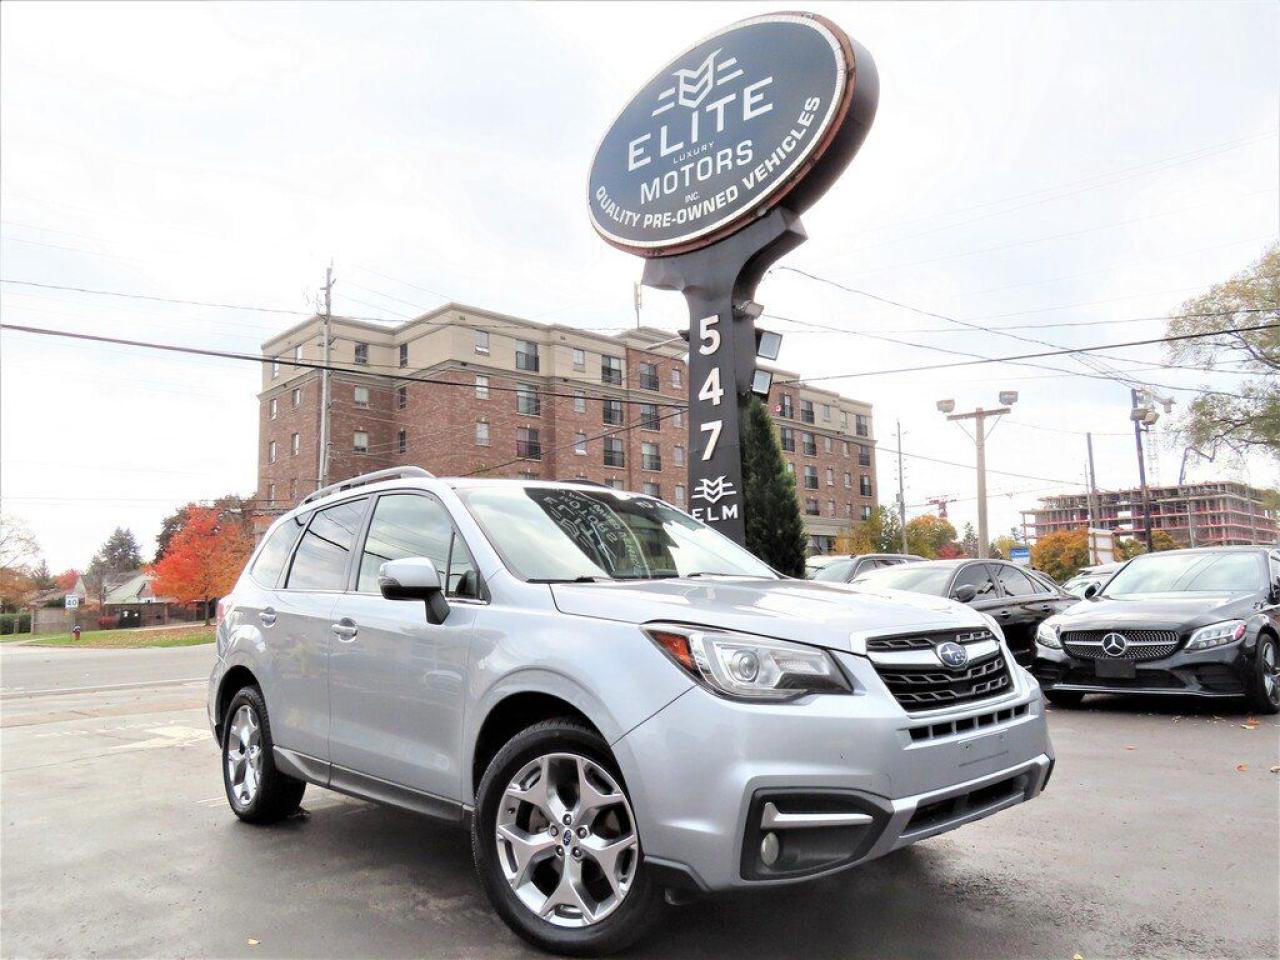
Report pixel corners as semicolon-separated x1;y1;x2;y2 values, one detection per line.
637;371;660;391
602;364;623;386
800;407;815;424
516;440;542;461
603;406;624;426
604;449;626;468
516;350;540;372
858;451;872;467
782;436;795;452
643;454;662;471
802;440;817;457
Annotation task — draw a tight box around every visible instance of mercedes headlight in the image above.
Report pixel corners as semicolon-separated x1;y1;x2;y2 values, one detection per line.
644;624;851;701
1185;620;1246;651
1036;618;1062;649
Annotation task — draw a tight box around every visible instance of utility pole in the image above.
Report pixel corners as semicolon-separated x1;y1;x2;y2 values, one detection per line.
938;392;1017;559
1085;432;1098;527
896;419;908;555
317;265;334;490
1130;387;1154;552
633;281;642;329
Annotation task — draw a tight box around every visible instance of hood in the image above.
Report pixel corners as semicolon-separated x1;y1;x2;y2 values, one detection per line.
549;577;983;652
1055;592;1258;631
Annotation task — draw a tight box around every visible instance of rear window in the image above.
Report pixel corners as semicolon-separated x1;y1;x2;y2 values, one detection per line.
813;558;857;582
250;517;304;588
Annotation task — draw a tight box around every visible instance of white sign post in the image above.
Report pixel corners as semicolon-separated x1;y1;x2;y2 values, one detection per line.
64;595;79;610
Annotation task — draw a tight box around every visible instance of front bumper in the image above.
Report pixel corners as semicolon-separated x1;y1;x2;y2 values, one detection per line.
612;651;1052;892
1033;636;1254;698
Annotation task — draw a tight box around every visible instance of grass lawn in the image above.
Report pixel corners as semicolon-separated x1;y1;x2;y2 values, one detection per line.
28;625;215;649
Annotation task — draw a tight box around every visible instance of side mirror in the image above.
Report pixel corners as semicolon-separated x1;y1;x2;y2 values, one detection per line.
379;557;449;624
1083;583;1099;600
951;583;977;604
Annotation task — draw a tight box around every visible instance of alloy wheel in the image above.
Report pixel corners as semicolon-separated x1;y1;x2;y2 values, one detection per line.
495;752;639;928
226;704;264;807
1263;639;1279;706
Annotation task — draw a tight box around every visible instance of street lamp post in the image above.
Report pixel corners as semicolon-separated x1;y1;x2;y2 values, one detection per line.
938;392;1018;559
1129;388;1172;552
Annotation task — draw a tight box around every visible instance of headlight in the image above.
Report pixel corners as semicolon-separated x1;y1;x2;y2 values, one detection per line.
1185;620;1246;651
1036;619;1062;649
644;624;851;701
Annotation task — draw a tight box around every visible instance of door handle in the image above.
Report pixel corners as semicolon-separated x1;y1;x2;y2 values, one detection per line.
259;608;277;627
331;618;359;641
998;610;1011;618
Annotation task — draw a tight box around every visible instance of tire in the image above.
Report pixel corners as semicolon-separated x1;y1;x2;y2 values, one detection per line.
1245;634;1280;715
471;719;664;956
1045;689;1085;708
221;685;306;824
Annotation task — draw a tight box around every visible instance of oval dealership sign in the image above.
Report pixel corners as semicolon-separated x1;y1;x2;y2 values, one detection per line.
588;12;878;257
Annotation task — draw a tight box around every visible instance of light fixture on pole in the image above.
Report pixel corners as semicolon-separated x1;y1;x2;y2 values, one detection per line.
1128;387;1171;552
940;393;1017;559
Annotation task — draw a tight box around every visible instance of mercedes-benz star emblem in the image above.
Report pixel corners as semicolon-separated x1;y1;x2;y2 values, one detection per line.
936;641;969;669
1101;632;1129;657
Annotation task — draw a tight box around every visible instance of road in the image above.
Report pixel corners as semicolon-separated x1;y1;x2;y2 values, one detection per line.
1;644;1277;959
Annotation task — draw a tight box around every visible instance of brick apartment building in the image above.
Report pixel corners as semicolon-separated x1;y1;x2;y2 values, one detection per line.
1021;481;1278;547
256;303;878;553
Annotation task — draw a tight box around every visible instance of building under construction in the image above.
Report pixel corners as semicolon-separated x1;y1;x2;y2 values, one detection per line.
1021;481;1278;547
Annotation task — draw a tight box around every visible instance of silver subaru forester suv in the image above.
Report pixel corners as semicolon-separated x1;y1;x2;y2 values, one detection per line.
210;468;1053;955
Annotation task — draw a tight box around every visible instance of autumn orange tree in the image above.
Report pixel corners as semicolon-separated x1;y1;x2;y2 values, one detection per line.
153;508;253;624
1030;529;1090;582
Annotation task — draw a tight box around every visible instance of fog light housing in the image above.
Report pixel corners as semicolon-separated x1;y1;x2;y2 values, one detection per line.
760;832;780;866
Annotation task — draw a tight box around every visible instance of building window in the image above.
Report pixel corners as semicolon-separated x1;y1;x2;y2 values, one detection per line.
268;482;276;504
780;393;793;419
606;478;624;490
860;474;873;497
601;355;623;386
293;344;303;363
856;414;869;437
822;404;832;422
800;399;815;424
290;478;298;501
638;362;659;391
574;432;588;455
642;443;661;471
603;399;624;426
841;411;849;430
516;383;541;417
354;343;368;365
397;430;407;454
292;387;302;407
805;498;820;516
674;484;686;505
604;437;626;467
802;432;817;457
826;467;835;486
674;445;685;466
269;398;278;420
573;348;586;371
844;472;852;489
353;431;368;454
824;436;833;454
827;499;836;516
640;403;660;430
516;340;540;372
517;470;539;480
643;482;661;498
861;504;873;521
517;427;542;461
354;385;369;408
574;391;586;414
781;427;795;452
804;465;819;490
398;343;408;368
475;420;491;446
858;445;871;467
785;461;794;475
673;409;683;429
475;375;490;400
475;330;490;354
397;386;407;410
268;440;277;464
291;433;300;456
271;357;280;379
672;367;683;388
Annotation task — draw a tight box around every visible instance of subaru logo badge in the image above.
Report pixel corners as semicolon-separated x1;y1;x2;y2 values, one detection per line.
936;641;968;669
1101;632;1129;657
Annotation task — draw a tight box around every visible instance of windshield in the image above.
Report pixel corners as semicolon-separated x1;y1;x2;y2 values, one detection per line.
457;486;778;582
850;564;954;596
1102;552;1264;596
1062;576;1095;597
813;558;857;582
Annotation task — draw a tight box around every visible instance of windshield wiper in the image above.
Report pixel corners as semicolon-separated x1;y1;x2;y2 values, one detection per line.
529;575;606;584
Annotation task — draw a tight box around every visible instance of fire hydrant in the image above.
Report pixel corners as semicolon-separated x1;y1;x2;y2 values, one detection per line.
72;625;82;641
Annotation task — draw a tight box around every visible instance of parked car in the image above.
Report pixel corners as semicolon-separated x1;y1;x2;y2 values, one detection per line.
851;559;1076;665
1032;546;1280;713
1062;561;1124;598
808;552;924;582
209;469;1053;955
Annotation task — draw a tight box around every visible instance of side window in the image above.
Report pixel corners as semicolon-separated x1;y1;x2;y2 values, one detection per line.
953;563;998;597
357;494;480;600
250;516;305;588
285;498;368;591
994;563;1038;597
1026;571;1056;594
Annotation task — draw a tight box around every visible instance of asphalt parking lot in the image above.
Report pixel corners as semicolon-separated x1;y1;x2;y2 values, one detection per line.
2;643;1277;960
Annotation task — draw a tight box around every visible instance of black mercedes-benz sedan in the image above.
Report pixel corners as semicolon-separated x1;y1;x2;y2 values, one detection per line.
1032;546;1280;713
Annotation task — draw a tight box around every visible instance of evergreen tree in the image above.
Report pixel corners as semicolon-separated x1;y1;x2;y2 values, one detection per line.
739;397;807;577
960;523;979;557
85;527;144;604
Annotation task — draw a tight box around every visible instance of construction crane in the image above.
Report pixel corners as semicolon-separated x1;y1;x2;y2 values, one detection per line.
927;496;956;519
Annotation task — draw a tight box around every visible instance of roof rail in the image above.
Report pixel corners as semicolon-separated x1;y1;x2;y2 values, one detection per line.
302;466;433;505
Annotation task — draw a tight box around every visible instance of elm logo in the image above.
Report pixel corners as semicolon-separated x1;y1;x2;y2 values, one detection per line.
692;476;736;504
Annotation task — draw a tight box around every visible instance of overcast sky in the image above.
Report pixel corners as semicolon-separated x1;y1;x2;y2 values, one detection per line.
1;0;1277;571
